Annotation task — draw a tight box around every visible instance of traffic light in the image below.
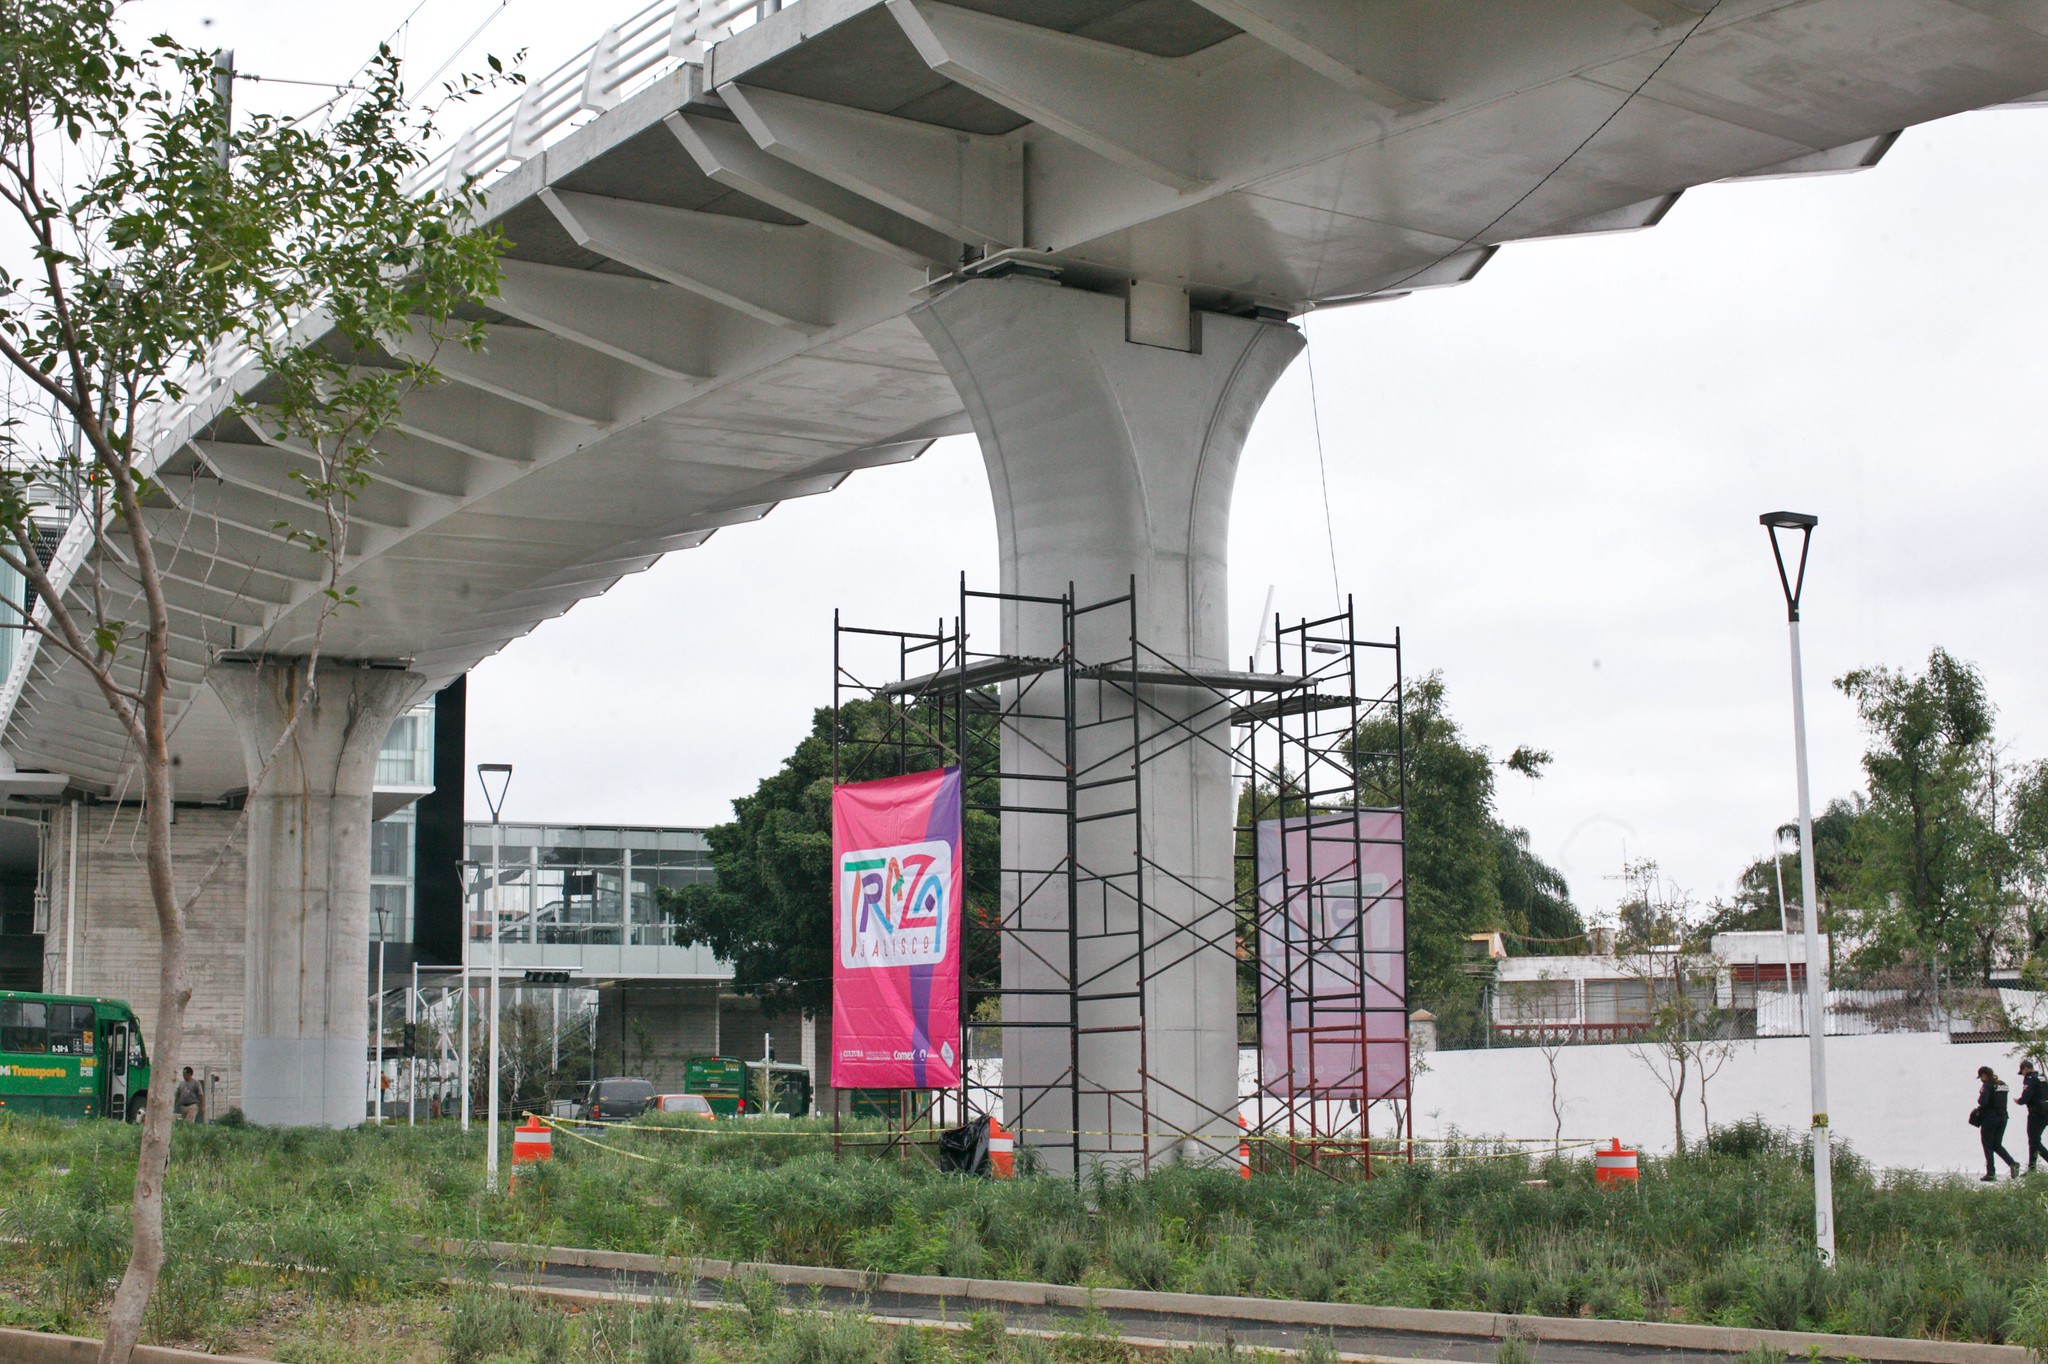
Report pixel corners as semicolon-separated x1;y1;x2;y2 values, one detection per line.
401;1023;417;1057
523;970;572;985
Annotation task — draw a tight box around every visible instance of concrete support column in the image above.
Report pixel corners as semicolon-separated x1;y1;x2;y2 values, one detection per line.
211;660;426;1127
911;277;1301;1171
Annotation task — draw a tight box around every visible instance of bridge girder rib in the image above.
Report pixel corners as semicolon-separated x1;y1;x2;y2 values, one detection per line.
493;259;715;384
887;0;1213;193
392;382;551;466
191;439;429;531
1615;0;1713;24
720;83;1025;247
1182;0;1435;112
390;322;621;427
667;113;961;270
541;188;832;333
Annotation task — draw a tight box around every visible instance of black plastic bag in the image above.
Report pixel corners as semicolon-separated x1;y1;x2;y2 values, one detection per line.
939;1115;991;1175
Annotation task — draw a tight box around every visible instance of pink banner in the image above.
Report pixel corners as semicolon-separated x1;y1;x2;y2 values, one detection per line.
831;768;964;1089
1256;811;1408;1101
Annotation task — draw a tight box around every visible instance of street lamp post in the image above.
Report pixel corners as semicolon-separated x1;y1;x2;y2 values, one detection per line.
478;763;513;1192
373;904;388;1125
1761;510;1835;1265
409;961;420;1128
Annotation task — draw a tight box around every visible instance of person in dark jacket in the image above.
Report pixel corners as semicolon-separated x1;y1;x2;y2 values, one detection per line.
1975;1066;2021;1181
2019;1060;2048;1172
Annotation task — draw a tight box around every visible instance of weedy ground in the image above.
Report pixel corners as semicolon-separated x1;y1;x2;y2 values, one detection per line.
5;1114;2048;1359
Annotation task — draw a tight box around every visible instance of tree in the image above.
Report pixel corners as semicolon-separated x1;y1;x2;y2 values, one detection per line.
665;698;1002;1018
0;10;502;1357
1352;674;1581;1041
1835;650;2008;983
1613;861;1732;1152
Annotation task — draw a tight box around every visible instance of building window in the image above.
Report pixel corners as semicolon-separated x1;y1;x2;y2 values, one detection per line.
371;809;416;942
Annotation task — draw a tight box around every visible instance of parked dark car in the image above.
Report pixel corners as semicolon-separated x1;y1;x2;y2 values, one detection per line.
582;1076;655;1122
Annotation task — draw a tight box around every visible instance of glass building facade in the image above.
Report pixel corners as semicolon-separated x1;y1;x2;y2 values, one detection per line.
370;702;436;944
463;824;715;948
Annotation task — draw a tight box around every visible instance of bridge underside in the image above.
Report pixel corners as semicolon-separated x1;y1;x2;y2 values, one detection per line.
8;0;2047;1127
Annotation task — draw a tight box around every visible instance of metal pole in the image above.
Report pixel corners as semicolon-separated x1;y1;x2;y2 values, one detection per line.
1761;511;1834;1267
375;928;386;1124
487;816;503;1191
1786;614;1835;1264
1774;841;1794;1032
460;905;471;1132
63;800;78;993
410;961;420;1127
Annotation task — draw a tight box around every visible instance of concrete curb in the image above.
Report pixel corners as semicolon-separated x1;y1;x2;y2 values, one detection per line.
0;1327;276;1364
438;1237;2031;1364
505;1280;1442;1363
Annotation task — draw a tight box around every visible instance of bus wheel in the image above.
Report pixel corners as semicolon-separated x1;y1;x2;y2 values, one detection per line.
126;1092;146;1122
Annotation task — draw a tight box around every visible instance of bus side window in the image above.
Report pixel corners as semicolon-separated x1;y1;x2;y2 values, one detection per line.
0;1000;47;1054
130;1026;147;1069
50;1004;93;1056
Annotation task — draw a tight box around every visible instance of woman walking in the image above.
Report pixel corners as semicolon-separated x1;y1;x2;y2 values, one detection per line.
1973;1065;2021;1182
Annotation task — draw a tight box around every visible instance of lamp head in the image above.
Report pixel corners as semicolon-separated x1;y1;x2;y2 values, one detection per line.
1759;510;1819;621
1759;511;1818;531
477;762;513;823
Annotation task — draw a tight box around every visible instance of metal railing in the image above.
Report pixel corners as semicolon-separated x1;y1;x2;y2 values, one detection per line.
412;0;780;195
1;0;787;739
139;0;780;462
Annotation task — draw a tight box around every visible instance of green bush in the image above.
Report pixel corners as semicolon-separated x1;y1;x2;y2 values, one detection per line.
3;1113;2046;1347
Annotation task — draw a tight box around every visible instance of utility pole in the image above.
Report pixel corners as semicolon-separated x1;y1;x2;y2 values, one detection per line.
210;50;234;171
1761;511;1835;1266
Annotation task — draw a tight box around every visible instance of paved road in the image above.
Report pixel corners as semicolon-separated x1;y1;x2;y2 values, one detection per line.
505;1259;1733;1364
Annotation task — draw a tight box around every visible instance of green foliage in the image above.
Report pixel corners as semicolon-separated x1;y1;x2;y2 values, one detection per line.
1496;1333;1538;1364
444;1286;572;1364
1834;650;2007;981
663;698;1001;1015
6;1115;2048;1348
1353;674;1581;1030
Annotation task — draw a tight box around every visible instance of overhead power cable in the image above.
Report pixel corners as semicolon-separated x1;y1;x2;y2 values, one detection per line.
1372;1;1725;298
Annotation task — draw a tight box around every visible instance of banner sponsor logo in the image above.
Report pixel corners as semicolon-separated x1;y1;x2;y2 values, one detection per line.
839;839;952;969
830;768;964;1090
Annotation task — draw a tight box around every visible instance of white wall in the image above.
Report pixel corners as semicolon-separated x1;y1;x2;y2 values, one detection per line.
1406;1033;2027;1176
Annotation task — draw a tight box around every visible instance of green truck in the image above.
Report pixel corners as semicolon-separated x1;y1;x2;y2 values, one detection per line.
0;990;152;1120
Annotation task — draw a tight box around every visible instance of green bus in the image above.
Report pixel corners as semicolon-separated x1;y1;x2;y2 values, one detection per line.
0;990;152;1120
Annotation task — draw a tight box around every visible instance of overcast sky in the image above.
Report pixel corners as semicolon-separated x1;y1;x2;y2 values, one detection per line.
136;1;2048;922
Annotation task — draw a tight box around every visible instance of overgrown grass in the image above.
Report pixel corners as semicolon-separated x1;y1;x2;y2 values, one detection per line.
5;1114;2048;1350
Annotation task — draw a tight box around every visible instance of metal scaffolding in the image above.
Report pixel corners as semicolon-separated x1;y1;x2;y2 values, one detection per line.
830;578;1407;1179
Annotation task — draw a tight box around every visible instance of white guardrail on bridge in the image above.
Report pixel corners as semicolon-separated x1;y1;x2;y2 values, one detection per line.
0;1;786;743
143;0;781;452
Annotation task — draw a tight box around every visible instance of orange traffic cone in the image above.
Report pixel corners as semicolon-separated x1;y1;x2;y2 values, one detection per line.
989;1118;1015;1179
1237;1114;1252;1180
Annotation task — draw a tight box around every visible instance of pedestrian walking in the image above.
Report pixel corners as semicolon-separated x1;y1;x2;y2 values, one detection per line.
1972;1065;2020;1181
174;1066;204;1123
2019;1059;2048;1172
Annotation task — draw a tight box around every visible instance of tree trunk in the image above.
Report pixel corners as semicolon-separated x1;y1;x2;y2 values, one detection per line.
1670;1052;1688;1154
98;650;187;1363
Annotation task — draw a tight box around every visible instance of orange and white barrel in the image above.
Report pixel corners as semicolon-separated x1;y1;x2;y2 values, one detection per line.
1238;1114;1252;1180
1594;1138;1638;1185
512;1114;553;1166
988;1118;1015;1179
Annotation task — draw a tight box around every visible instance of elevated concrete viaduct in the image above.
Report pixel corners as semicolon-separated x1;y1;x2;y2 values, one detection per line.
6;0;2047;1141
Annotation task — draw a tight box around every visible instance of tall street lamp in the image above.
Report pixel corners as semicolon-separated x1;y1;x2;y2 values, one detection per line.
478;762;513;1192
1761;510;1835;1265
373;902;389;1125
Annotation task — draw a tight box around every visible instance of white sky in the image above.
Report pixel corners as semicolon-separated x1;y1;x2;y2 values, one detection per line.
133;0;2048;921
